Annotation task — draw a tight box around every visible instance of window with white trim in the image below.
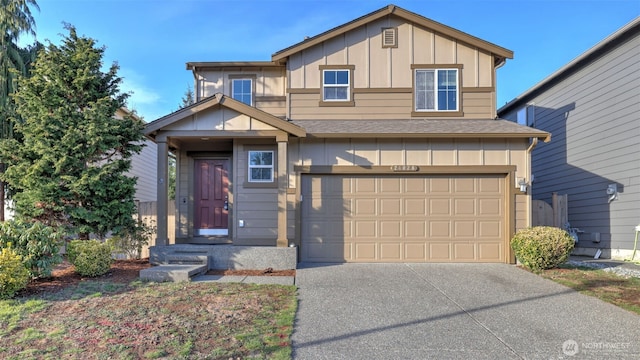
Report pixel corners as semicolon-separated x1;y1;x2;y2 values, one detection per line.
248;151;273;182
232;78;253;105
414;69;459;111
322;69;350;101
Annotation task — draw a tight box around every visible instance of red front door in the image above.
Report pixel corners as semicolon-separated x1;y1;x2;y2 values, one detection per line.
194;159;229;236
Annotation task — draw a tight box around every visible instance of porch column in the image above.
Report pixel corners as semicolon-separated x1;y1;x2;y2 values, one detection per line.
277;138;288;247
156;138;169;246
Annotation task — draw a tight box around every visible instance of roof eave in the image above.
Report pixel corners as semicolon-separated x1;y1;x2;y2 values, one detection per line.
272;4;513;62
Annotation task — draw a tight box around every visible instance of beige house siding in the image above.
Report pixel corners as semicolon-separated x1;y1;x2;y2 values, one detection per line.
195;67;285;108
286;14;496;119
233;141;279;245
288;91;492;120
127;139;158;202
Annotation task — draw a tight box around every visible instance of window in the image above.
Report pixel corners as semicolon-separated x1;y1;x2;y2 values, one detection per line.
248;151;273;182
232;78;253;105
322;69;350;101
414;69;459;111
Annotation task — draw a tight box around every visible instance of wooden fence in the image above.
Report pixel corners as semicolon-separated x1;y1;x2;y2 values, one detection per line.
532;193;568;228
137;201;175;258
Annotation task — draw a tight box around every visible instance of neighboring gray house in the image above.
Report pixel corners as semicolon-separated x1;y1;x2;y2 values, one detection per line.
498;18;640;260
116;108;158;203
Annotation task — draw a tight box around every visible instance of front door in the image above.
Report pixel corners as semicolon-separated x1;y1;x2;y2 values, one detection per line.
194;159;229;236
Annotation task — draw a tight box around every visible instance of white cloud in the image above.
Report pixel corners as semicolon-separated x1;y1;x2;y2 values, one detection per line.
118;68;164;120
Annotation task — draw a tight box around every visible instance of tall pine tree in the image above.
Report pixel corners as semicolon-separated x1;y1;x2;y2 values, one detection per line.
0;25;144;238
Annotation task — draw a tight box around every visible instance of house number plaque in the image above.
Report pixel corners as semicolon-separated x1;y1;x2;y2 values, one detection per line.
391;165;419;172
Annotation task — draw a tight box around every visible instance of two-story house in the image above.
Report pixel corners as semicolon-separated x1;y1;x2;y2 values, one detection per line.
144;4;549;264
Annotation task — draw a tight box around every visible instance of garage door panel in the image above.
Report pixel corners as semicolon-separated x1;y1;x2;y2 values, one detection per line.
380;243;402;260
405;221;426;237
301;174;506;263
454;243;476;260
355;243;376;260
454;221;476;237
430;243;451;260
405;243;426;260
429;199;451;215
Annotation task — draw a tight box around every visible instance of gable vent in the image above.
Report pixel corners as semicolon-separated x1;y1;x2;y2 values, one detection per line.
382;27;397;48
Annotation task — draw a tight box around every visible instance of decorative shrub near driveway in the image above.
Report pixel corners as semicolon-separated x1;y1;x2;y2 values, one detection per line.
511;226;575;273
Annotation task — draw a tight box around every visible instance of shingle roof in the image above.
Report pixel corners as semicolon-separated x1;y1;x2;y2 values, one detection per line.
291;119;550;142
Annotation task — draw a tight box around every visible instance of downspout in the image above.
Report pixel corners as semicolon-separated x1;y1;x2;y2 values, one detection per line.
525;137;539;228
494;57;507;118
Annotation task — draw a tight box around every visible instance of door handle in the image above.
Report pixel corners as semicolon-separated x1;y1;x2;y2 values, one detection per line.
224;196;229;211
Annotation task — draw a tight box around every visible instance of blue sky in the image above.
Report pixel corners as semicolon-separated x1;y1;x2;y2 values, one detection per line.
22;0;639;121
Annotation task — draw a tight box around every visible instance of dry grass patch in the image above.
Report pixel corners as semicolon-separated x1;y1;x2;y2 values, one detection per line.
540;265;640;315
0;260;297;359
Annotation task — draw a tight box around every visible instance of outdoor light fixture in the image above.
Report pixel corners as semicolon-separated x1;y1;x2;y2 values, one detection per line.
518;178;528;193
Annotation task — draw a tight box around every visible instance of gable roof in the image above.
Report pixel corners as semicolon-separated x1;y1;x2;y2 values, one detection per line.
292;119;550;142
499;16;640;115
144;93;306;138
272;4;513;64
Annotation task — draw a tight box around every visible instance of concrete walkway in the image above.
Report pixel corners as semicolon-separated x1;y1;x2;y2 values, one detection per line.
191;274;294;285
292;263;640;359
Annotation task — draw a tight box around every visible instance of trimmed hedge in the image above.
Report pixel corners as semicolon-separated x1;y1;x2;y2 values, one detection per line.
0;245;31;299
67;240;113;277
511;226;575;273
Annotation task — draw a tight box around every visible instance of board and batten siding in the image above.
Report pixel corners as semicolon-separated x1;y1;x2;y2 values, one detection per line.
287;14;496;119
288;91;493;120
291;138;531;231
500;32;640;252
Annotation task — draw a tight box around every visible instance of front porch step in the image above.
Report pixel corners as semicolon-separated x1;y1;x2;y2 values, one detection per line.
164;254;208;265
139;264;208;282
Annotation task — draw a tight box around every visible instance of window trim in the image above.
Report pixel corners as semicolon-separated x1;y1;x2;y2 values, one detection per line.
229;74;256;106
319;65;355;107
247;150;274;183
411;64;463;117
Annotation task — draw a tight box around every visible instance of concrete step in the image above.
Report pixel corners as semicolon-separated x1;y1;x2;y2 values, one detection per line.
164;254;208;265
139;264;208;282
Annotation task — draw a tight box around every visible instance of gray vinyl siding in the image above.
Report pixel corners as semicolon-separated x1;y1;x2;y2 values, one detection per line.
128;139;158;202
500;31;640;251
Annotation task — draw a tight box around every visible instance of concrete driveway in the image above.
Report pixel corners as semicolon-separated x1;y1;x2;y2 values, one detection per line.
292;263;640;359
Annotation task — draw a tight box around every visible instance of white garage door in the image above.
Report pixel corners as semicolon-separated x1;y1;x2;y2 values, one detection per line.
301;174;506;263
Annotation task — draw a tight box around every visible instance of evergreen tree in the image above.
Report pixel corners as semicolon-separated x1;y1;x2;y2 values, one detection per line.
179;85;195;109
0;25;145;238
0;0;40;221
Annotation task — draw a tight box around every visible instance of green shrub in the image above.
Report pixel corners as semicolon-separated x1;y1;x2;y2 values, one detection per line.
511;226;575;272
107;217;156;260
67;240;113;277
0;244;31;299
0;220;63;278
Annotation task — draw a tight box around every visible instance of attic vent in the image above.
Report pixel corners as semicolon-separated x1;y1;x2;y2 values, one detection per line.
382;27;397;48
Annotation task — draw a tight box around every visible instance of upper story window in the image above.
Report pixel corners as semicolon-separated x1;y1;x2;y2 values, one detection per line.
319;65;355;106
248;151;274;182
231;78;253;106
414;68;459;112
322;70;350;101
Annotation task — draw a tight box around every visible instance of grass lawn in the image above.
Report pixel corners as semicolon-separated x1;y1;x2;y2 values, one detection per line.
540;264;640;315
0;271;297;359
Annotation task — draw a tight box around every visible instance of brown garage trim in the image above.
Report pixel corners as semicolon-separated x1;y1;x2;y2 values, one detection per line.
294;166;516;263
294;165;516;175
